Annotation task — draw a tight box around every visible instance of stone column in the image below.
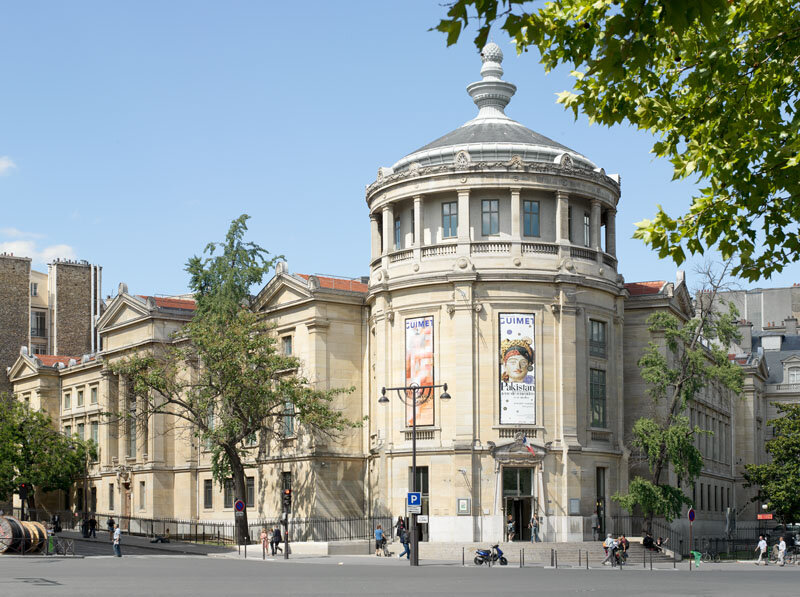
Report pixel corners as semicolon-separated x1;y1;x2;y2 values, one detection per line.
413;195;423;261
605;209;616;257
590;200;602;251
457;189;470;256
370;213;381;262
555;191;569;243
118;376;129;460
101;369;117;466
510;187;522;258
381;204;394;269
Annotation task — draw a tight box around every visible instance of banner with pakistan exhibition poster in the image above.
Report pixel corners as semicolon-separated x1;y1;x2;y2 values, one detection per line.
405;316;434;426
499;313;536;424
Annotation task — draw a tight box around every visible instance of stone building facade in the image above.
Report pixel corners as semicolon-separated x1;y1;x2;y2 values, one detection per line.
0;253;31;395
9;45;770;542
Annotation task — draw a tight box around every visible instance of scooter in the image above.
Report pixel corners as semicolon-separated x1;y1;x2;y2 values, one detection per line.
474;544;508;566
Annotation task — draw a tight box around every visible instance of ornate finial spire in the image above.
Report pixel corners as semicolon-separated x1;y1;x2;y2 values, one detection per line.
466;42;517;122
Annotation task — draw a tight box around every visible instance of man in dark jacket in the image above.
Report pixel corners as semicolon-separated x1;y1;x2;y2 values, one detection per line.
270;526;283;555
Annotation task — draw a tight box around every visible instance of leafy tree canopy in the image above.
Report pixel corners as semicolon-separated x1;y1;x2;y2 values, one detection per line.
0;394;96;507
435;0;800;281
745;402;800;523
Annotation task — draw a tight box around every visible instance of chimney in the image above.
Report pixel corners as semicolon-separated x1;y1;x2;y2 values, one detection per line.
738;320;753;352
784;317;797;335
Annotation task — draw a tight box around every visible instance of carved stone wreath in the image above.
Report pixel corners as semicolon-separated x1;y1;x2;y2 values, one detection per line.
454;150;471;169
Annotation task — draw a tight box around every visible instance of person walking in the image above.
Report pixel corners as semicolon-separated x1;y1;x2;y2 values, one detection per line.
374;524;385;556
600;534;617;566
529;513;541;543
397;527;410;559
395;516;405;540
778;536;787;567
270;526;283;556
590;511;600;541
112;524;122;557
755;535;768;565
88;515;97;539
260;527;269;556
506;514;516;542
107;517;115;540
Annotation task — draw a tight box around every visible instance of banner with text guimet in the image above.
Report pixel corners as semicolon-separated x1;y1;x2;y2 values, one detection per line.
405;316;434;426
499;313;536;425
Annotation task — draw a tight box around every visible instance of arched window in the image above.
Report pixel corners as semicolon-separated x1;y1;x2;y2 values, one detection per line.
788;367;800;384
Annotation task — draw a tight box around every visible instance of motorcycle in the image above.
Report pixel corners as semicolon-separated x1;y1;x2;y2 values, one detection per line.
474;544;508;566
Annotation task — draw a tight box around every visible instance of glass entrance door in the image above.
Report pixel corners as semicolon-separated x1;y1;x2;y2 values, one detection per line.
502;467;536;541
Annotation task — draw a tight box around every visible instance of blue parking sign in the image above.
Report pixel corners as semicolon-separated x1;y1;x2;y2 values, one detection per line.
407;492;421;506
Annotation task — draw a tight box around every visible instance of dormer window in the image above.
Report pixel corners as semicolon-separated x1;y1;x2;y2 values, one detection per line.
788;366;800;384
394;217;401;249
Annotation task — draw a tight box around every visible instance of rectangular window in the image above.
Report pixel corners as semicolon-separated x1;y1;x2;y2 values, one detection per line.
523;200;540;237
583;212;591;247
700;483;704;510
139;481;145;511
31;282;38;297
64;424;71;437
77;423;85;439
204;479;213;509
77;389;84;407
31;311;46;337
282;471;292;492
411;209;415;244
481;199;499;236
64;392;71;410
224;479;234;509
589;320;607;357
442;201;458;238
90;421;98;445
127;414;136;458
502;467;535;496
90;386;98;404
394;216;401;249
31;345;46;355
246;476;255;508
244;432;257;447
410;466;429;496
590;369;607;428
282;336;292;356
109;484;114;511
283;401;295;437
91;487;97;511
568;206;573;242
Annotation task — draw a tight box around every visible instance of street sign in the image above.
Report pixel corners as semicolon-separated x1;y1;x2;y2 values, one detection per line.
688;508;695;522
234;499;245;512
407;492;422;514
235;511;244;518
757;513;773;520
417;515;428;523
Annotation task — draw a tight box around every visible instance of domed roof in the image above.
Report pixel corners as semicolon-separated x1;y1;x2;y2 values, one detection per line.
389;43;597;174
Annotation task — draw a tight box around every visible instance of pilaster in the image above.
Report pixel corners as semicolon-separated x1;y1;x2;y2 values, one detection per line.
605;209;616;257
413;195;423;261
457;189;470;256
510;187;522;258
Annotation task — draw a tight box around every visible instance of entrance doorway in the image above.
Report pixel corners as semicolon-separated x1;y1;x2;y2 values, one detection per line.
504;497;535;541
502;467;537;541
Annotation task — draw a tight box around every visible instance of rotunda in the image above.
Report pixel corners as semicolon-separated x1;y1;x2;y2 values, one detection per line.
365;44;627;543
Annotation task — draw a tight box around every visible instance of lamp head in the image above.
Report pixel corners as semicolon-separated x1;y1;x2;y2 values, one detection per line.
378;387;389;404
440;383;451;400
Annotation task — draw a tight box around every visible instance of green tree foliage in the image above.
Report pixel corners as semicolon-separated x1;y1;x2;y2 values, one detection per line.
111;215;358;542
744;403;800;524
612;267;742;524
435;1;800;281
0;394;96;510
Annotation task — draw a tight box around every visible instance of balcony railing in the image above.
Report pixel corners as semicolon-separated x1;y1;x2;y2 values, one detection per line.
522;242;558;255
775;383;800;392
388;249;413;263
31;328;47;338
589;340;607;358
421;243;456;258
471;241;511;255
570;246;597;261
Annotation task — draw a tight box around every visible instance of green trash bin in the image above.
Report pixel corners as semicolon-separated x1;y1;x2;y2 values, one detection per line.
690;551;701;567
47;532;54;555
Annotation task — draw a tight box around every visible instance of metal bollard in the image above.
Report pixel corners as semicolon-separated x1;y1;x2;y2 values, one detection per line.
586;550;589;570
244;540;247;559
555;550;558;569
462;546;465;566
263;542;265;560
579;549;581;567
550;548;554;567
673;549;676;569
650;550;652;570
643;545;646;568
520;549;523;568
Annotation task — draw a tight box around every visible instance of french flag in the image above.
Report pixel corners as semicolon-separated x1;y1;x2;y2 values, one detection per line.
522;435;536;455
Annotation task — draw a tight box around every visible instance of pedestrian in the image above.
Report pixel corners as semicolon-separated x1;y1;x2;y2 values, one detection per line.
270;526;283;555
755;535;768;565
397;527;410;560
601;534;617;566
112;524;122;557
529;513;541;543
618;534;629;563
778;536;786;567
88;515;97;539
395;516;405;540
506;514;516;542
374;524;385;556
260;527;269;556
107;516;115;540
590;510;600;541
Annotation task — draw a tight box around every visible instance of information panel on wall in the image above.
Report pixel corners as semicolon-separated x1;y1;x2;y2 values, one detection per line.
405;316;434;426
499;313;536;425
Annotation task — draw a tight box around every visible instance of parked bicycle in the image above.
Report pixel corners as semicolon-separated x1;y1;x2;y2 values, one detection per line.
700;542;721;563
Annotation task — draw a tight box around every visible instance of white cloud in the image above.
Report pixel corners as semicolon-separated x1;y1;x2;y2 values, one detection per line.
0;240;76;265
0;227;44;239
0;156;17;176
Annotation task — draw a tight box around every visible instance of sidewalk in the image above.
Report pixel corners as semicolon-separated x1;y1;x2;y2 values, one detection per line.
60;530;237;556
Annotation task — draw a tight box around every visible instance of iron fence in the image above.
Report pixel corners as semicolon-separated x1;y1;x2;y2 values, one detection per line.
611;516;687;555
11;508;392;546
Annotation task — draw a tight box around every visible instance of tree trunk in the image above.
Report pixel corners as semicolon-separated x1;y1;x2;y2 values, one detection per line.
226;447;249;545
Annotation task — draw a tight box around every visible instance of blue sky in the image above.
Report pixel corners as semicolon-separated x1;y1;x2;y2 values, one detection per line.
2;1;797;298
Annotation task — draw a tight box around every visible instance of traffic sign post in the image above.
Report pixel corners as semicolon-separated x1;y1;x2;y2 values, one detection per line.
234;500;246;544
688;508;695;569
407;492;422;514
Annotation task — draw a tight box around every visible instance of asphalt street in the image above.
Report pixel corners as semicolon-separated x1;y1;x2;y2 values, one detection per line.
1;554;799;596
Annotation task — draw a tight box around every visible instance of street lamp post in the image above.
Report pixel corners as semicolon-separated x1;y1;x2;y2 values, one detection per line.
379;381;450;567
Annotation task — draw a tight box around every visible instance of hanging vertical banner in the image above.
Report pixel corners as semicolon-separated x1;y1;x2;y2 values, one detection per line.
405;316;434;426
499;313;536;424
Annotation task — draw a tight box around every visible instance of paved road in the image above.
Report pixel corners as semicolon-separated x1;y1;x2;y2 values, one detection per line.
1;555;799;596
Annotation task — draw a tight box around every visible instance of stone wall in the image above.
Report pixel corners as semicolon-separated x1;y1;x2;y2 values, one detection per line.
52;260;92;357
0;254;31;395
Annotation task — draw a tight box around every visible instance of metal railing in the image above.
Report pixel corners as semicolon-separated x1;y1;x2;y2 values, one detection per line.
610;516;688;555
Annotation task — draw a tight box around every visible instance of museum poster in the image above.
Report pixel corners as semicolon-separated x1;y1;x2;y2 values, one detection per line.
499;313;536;425
405;316;434;426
